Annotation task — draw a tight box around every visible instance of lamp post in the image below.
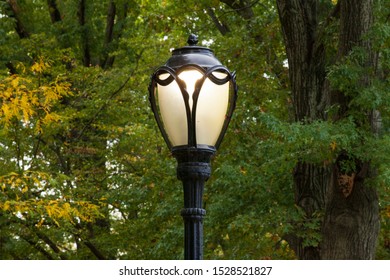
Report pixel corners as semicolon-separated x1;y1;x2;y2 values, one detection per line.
149;34;237;260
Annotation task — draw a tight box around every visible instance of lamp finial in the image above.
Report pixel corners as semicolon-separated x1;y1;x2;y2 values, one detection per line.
187;34;198;46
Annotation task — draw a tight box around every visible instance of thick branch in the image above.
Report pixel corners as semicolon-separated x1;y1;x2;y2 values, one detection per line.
100;0;116;68
83;240;107;260
33;229;68;260
78;0;91;66
73;222;107;259
47;0;62;23
206;7;230;35
101;1;129;69
220;0;255;20
6;0;29;38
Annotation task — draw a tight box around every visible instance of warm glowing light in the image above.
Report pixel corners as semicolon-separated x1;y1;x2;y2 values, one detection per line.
156;70;230;147
178;70;203;108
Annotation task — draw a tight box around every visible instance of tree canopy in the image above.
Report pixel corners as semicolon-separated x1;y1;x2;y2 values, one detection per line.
0;0;389;259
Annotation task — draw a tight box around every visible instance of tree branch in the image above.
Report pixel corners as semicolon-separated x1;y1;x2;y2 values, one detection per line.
220;0;256;20
73;222;107;259
5;0;29;38
78;0;91;66
83;240;107;259
75;74;132;141
22;237;55;259
101;0;116;68
101;1;129;69
47;0;62;23
33;228;68;260
206;7;230;35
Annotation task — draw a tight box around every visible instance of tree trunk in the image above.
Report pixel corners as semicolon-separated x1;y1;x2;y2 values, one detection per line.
276;0;330;259
321;0;380;259
276;0;380;259
321;160;379;259
78;0;91;67
100;0;116;69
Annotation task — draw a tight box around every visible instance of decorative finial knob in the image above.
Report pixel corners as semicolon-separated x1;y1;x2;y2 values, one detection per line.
187;34;198;46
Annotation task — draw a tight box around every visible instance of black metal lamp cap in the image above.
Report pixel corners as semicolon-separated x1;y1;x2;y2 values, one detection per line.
166;34;222;70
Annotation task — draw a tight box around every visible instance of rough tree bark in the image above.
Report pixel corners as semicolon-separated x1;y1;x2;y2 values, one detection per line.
276;0;380;259
321;0;380;260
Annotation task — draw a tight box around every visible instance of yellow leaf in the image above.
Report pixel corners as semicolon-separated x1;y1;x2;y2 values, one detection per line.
1;103;10;119
10;76;19;88
330;141;337;151
30;56;49;73
36;218;45;228
45;205;52;217
3;201;10;211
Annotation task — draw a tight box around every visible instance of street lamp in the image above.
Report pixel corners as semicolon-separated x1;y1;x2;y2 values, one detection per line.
149;34;237;260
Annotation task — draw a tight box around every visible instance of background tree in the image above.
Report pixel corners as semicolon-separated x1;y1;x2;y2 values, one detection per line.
275;0;382;259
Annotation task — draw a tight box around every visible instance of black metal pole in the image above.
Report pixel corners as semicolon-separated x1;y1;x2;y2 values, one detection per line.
173;147;214;260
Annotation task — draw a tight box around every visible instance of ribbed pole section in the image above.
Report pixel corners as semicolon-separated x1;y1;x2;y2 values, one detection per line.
173;147;214;260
